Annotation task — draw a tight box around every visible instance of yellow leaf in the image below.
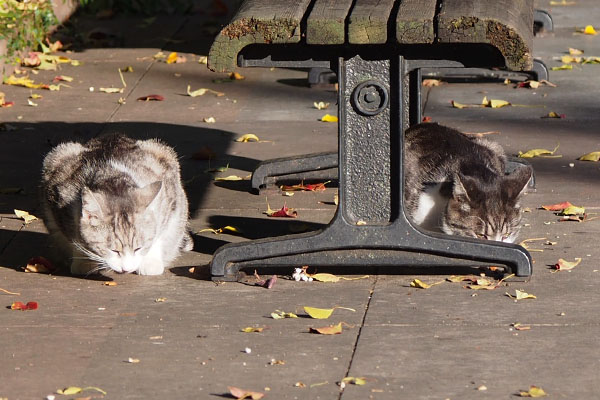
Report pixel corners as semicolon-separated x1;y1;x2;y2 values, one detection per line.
309;322;343;335
554;258;582;271
583;25;597;35
214;175;243;181
229;72;245;80
519;385;547;397
14;209;37;224
4;75;44;89
551;64;573;71
241;327;264;333
550;0;574;4
451;100;485;109
506;290;537;300
447;275;474;283
271;310;298;319
451;100;466;109
518;144;560;158
545;111;565;118
235;133;260;142
313;101;330;110
198;56;208;64
561;55;582;64
155;297;167;302
578;151;600;161
320;114;338;122
186;85;224;97
561;205;585;215
310;273;340;282
569;48;584;55
410;278;444;289
99;87;124;93
489;99;510;108
127;357;140;363
57;386;106;395
203;117;216;123
304;306;335;319
166;52;178;64
342;377;367;385
29;93;43;99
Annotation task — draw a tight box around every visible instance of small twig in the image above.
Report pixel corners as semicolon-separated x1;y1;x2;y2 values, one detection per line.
0;287;20;295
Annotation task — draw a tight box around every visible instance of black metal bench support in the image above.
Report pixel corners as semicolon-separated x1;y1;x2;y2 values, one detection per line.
211;55;532;280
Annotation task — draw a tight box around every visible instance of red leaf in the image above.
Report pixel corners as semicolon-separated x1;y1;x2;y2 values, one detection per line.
269;205;297;218
137;94;164;101
541;201;573;211
1;101;14;108
281;181;329;192
10;301;38;310
24;256;56;273
26;301;38;310
422;116;432;122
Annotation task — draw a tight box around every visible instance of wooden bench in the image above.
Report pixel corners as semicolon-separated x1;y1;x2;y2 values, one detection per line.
207;0;534;281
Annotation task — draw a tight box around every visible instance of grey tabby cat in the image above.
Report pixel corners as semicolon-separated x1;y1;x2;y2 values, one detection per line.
404;123;532;243
41;133;192;275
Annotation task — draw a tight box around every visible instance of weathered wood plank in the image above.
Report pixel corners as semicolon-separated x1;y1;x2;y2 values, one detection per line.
208;0;312;72
306;0;353;45
348;0;396;44
395;0;437;44
436;0;534;70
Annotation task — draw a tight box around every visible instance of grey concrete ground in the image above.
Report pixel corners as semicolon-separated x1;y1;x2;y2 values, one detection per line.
2;1;600;399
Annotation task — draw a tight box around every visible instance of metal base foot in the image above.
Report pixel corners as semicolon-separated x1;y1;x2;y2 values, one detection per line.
534;9;554;34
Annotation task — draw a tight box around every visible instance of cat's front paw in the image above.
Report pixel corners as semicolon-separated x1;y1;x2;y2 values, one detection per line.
137;259;165;275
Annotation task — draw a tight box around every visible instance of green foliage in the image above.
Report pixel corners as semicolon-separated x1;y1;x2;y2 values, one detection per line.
0;0;58;62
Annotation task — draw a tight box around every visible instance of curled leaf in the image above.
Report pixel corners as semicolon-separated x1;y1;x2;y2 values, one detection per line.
265;202;297;218
214;175;243;181
320;114;338;122
11;301;38;310
542;111;566;119
241;327;264;333
203;117;216;123
235;133;259;142
578;151;600;161
410;278;444;289
518;144;560;158
541;201;572;211
24;256;55;274
57;387;106;396
583;25;597;35
186;85;224;97
271;310;298;319
422;79;441;87
99;87;124;93
313;101;330;110
506;290;536;300
519;385;547;397
309;322;343;335
554;258;582;271
14;209;37;224
137;94;164;101
342;377;367;385
228;386;264;400
229;72;245;80
551;64;573;71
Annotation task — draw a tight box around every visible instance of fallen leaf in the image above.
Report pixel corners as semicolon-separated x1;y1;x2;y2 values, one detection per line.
27;99;38;107
14;209;37;224
127;357;140;363
506;290;536;300
342;377;367;385
137;94;164;101
512;322;531;331
23;256;56;273
578;151;600;161
103;281;117;286
583;25;597;35
519;385;547;397
313;101;330;110
198;225;241;234
204;164;229;173
541;201;573;211
235;133;260;142
517;80;540;89
203;117;216;123
309;273;369;282
53;75;73;82
422;116;432;122
561;55;582;64
227;386;265;400
422;79;441;87
320;114;338;122
229;72;245;80
214;175;243;181
554;258;582;271
120;66;134;72
560;205;585;215
198;56;208;64
488;99;511;108
309;322;343;335
410;278;444;289
542;111;566;119
451;100;483;109
550;0;574;5
29;93;42;100
447;275;477;283
99;87;123;93
241;327;264;333
569;48;584;55
4;75;50;90
551;64;573;71
56;387;106;396
166;52;178;64
186;85;224;97
10;301;38;310
294;382;306;388
304;306;334;319
281;181;329;192
271;310;298;319
265;202;297;218
268;359;285;365
155;297;167;302
518;144;560;158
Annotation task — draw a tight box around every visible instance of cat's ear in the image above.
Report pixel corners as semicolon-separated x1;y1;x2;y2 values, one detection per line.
81;188;106;226
136;181;163;209
453;173;479;202
505;165;532;202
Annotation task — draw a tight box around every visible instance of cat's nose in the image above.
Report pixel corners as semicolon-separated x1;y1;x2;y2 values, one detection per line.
121;254;141;273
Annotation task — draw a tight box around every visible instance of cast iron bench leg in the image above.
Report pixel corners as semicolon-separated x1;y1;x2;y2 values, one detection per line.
211;55;532;281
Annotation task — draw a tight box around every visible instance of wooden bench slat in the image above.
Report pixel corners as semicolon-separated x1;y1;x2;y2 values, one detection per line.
436;0;534;70
348;0;396;44
208;0;312;72
395;0;437;44
306;0;354;45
